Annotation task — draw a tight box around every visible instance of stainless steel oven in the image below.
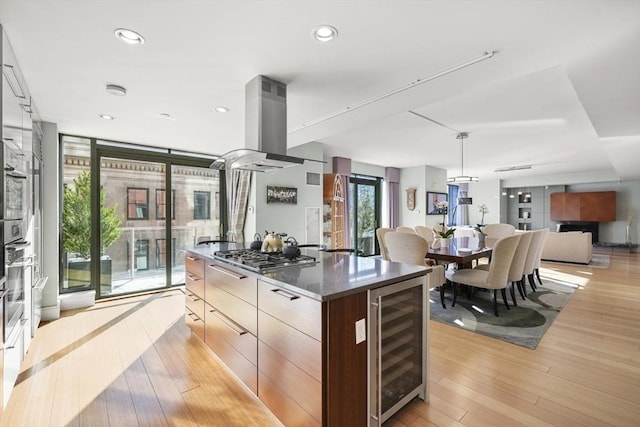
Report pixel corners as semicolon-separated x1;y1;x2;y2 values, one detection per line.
4;241;27;343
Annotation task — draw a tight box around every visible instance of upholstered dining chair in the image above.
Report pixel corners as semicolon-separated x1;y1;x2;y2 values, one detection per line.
522;229;548;294
395;226;416;234
532;228;549;287
447;233;521;316
375;227;393;261
385;231;448;309
482;223;516;248
476;231;533;305
414;226;435;246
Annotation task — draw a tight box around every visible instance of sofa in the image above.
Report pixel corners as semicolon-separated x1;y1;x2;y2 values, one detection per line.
541;231;593;264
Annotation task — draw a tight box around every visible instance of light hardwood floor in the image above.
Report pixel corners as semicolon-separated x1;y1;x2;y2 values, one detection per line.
2;254;639;426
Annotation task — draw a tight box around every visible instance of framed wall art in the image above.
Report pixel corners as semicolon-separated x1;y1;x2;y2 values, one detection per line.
426;191;447;215
266;185;298;204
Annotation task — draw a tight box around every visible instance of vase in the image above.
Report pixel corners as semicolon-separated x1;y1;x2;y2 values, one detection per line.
477;232;486;249
439;237;451;248
626;224;632;246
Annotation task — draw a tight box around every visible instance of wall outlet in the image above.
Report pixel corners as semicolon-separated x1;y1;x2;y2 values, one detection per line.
355;318;366;344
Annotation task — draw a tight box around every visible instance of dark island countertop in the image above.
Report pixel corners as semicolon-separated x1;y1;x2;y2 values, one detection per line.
186;243;429;302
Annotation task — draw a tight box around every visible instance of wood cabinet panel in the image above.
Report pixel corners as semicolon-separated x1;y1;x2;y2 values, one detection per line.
185;272;205;300
205;284;257;336
205;263;257;305
258;371;321;427
258;281;322;341
185;291;204;320
185;255;205;279
325;292;368;426
258;311;322;382
185;309;204;341
258;341;322;422
204;306;257;393
550;191;616;222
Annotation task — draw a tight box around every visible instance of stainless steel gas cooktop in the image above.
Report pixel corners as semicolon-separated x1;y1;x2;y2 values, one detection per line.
213;249;318;273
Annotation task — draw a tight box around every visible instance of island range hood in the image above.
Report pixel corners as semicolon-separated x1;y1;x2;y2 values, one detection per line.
211;75;319;172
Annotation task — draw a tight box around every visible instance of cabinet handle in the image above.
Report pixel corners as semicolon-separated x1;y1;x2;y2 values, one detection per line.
209;308;248;336
209;265;246;280
187;312;200;321
186;293;200;302
186;274;201;281
186;256;198;261
271;288;300;301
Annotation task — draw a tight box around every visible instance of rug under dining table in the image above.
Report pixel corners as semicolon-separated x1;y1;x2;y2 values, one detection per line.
429;276;577;349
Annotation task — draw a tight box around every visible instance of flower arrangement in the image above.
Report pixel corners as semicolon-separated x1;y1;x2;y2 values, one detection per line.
478;203;488;226
435;200;455;238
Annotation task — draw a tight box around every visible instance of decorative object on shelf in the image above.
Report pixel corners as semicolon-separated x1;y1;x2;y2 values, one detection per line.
447;132;479;183
477;203;488;226
435;200;455;240
266;185;297;204
626;207;636;245
426;191;447;215
405;188;416;211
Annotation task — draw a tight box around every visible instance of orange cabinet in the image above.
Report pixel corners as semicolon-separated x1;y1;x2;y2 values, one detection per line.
550;191;616;222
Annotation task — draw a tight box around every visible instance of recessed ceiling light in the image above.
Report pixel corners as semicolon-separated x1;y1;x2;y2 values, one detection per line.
312;25;338;42
99;114;115;120
114;28;145;45
106;84;127;96
214;106;230;113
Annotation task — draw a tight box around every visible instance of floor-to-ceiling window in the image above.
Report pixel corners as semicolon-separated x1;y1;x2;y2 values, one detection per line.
349;174;381;256
61;135;222;299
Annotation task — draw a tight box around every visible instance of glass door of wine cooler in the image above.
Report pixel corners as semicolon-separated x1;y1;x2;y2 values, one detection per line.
369;276;427;426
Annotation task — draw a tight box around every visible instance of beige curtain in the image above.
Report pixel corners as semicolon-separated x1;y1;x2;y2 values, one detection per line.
227;169;252;243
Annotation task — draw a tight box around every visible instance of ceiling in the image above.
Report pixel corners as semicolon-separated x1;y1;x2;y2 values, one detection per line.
1;0;639;184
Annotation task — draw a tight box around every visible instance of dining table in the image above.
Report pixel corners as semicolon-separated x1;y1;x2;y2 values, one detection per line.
426;236;492;269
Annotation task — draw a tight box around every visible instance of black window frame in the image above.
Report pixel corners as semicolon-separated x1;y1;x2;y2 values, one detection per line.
156;189;176;220
127;187;150;220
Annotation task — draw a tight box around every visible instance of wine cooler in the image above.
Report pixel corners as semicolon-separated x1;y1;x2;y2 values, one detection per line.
368;276;427;426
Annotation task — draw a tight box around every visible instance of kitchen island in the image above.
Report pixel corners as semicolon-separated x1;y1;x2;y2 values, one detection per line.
184;243;430;426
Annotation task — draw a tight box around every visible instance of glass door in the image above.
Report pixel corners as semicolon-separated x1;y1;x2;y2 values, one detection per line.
170;164;222;287
349;175;381;256
99;156;167;297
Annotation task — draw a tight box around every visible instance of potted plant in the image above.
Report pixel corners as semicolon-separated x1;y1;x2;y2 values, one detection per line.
63;170;123;290
435;201;455;245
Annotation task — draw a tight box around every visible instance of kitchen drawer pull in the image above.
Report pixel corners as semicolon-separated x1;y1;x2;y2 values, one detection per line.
187;312;201;321
186;256;199;261
271;288;300;301
186;293;201;302
209;308;248;336
209;265;246;280
186;274;201;281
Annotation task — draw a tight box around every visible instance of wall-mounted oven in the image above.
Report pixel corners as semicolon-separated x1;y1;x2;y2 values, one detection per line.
4;240;28;343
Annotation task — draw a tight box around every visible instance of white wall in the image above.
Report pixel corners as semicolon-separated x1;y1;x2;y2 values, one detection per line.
247;142;324;244
464;179;503;225
41;121;61;320
399;165;447;229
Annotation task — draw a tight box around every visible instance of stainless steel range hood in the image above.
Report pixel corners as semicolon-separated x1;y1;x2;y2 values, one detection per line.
211;75;318;172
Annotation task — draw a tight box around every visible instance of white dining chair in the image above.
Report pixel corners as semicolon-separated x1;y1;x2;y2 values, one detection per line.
385;231;448;309
447;234;522;316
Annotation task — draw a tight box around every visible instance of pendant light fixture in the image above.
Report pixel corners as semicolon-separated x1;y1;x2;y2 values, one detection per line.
448;132;479;183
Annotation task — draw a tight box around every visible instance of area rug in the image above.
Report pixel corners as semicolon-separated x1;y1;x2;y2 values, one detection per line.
543;253;610;269
430;277;577;349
